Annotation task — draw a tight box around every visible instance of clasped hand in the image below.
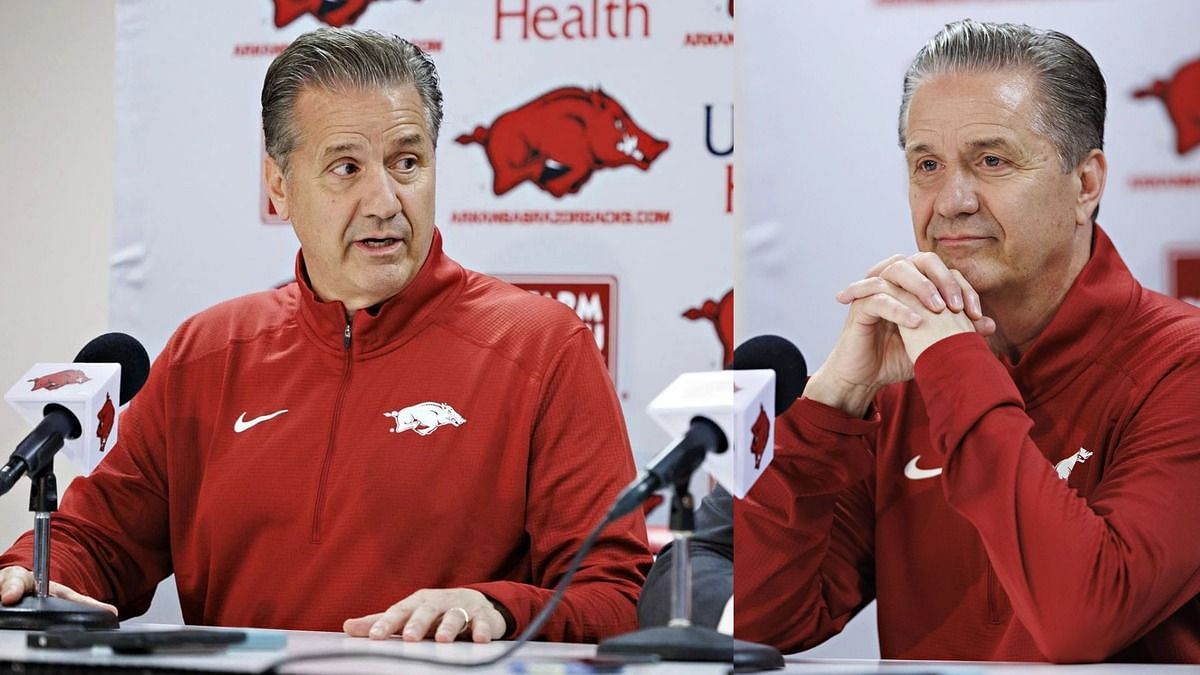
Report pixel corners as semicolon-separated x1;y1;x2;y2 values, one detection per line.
806;252;996;416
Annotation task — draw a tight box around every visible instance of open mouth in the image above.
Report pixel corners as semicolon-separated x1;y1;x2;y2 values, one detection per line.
358;237;401;248
616;134;645;162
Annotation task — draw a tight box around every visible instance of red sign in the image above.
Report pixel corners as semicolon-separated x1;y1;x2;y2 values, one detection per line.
1170;249;1200;307
503;275;618;380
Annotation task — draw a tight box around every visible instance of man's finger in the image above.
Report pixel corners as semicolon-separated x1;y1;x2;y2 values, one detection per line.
342;613;383;637
973;316;997;336
470;605;504;638
48;582;117;615
864;254;906;279
434;607;470;643
398;603;440;641
879;259;948;312
909;252;964;311
948;268;983;320
836;277;897;305
472;611;502;643
371;603;417;640
854;290;924;329
0;568;32;606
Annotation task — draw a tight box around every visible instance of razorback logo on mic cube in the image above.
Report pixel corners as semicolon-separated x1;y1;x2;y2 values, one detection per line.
646;369;774;498
5;364;122;473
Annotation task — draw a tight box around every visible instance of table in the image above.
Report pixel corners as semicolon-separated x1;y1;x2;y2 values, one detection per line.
2;626;1196;674
0;624;731;674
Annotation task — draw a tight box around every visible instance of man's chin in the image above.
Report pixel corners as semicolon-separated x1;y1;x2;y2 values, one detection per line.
368;265;419;297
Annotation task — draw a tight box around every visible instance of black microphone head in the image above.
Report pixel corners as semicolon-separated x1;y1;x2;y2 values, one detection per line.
732;335;807;416
74;333;151;405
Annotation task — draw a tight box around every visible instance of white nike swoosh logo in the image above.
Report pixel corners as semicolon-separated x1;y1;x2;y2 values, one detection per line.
904;455;943;480
234;409;289;433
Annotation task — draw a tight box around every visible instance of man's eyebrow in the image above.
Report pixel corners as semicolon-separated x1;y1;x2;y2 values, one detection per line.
904;143;934;158
391;132;425;148
319;142;365;162
905;138;1019;158
966;137;1019;154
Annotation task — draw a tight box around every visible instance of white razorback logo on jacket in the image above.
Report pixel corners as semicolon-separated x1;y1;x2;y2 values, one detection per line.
1055;448;1093;480
383;402;466;436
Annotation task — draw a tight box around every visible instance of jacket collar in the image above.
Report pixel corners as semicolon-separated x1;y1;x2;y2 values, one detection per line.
294;228;465;357
1003;225;1139;406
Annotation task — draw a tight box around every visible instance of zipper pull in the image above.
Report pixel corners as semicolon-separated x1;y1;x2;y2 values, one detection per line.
344;323;352;350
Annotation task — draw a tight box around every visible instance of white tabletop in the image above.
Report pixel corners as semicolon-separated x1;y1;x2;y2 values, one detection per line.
2;626;1195;673
0;623;731;674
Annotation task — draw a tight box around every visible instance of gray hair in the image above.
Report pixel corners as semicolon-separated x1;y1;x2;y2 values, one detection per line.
898;19;1106;172
262;28;444;172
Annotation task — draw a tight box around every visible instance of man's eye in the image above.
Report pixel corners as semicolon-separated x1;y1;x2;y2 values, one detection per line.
395;157;418;171
332;163;359;177
982;155;1005;168
918;159;939;173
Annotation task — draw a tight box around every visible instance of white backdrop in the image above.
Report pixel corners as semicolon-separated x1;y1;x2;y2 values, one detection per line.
736;0;1200;658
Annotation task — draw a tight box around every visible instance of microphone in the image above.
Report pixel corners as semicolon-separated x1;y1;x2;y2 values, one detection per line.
608;336;806;518
1;333;151;495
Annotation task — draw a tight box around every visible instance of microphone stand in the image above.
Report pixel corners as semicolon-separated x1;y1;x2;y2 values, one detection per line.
597;475;783;669
0;458;117;630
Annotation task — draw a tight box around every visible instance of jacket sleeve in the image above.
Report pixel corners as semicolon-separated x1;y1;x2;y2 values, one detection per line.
0;336;177;619
465;328;652;642
918;333;1200;663
733;397;880;653
637;485;733;629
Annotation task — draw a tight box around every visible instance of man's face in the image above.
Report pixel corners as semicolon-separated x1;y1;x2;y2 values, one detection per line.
264;84;436;312
904;69;1093;300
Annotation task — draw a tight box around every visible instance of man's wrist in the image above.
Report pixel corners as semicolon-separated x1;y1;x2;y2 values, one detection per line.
802;371;875;418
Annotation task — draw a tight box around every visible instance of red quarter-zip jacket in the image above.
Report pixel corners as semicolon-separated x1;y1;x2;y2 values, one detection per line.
735;226;1200;662
0;230;651;641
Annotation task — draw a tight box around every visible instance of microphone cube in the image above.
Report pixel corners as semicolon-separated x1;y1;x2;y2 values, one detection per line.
647;370;775;498
5;363;122;474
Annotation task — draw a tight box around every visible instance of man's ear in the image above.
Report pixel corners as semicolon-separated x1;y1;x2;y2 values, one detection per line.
1074;148;1106;226
264;153;289;221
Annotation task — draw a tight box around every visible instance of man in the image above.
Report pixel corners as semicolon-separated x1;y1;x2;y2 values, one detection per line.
0;28;651;643
736;20;1200;663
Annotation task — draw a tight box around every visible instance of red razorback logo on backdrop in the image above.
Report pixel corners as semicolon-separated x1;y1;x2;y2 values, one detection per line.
683;289;733;368
457;87;668;198
28;369;91;392
96;393;115;453
272;0;409;28
749;404;769;469
1134;56;1200;155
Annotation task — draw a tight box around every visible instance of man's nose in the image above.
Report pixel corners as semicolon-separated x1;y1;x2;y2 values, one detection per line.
934;166;979;218
361;166;403;221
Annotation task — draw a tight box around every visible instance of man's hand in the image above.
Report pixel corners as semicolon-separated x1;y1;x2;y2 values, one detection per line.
806;253;994;416
0;566;117;615
343;588;507;643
